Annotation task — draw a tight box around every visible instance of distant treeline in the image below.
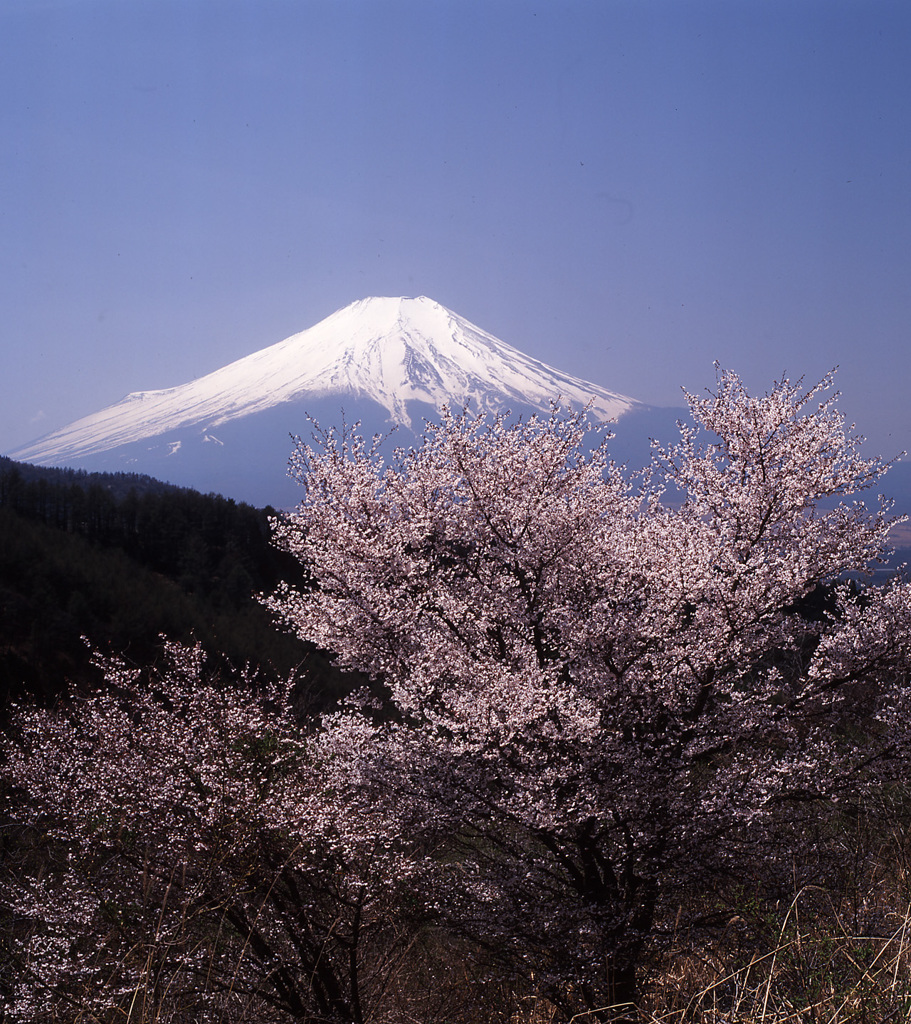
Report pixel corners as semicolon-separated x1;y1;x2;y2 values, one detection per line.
0;457;291;590
0;459;352;713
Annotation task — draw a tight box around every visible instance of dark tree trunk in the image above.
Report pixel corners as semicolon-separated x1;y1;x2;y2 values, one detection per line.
573;958;638;1023
603;960;638;1022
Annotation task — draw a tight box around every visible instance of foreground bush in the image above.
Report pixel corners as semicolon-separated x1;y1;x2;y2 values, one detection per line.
2;644;427;1023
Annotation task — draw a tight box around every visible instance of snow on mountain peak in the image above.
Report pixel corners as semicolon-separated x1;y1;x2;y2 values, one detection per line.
10;296;643;466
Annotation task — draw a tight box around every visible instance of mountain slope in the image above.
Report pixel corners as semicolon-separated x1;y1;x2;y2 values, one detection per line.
7;296;665;506
12;297;642;463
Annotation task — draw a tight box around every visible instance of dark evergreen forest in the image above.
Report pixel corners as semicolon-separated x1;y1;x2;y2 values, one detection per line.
0;458;350;713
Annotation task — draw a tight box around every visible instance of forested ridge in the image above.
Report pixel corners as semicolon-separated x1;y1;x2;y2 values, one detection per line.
0;457;343;710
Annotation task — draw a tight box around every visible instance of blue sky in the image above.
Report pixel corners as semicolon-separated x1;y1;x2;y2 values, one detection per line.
2;0;910;461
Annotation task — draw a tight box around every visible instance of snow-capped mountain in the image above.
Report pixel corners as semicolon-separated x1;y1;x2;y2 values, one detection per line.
9;296;663;507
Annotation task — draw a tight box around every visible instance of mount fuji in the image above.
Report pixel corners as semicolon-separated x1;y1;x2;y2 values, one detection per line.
9;296;676;508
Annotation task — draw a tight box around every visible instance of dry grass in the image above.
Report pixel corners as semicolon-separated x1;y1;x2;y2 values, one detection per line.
11;798;911;1023
507;864;911;1024
646;921;911;1022
558;892;911;1024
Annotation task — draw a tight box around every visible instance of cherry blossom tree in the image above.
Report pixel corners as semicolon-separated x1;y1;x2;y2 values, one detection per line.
1;642;423;1023
266;370;911;1020
5;369;911;1023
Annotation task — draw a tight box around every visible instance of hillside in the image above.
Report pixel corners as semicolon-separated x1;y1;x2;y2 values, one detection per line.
0;458;353;712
